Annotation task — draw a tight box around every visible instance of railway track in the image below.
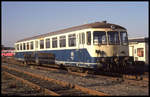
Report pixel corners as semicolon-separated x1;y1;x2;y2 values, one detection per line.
30;65;149;82
2;65;108;96
2;57;148;82
2;71;45;96
3;57;148;82
2;71;59;96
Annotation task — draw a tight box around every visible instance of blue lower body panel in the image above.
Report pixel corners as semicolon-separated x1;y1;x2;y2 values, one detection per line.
15;49;98;68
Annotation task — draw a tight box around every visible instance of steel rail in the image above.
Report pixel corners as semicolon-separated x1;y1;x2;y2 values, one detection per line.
2;71;59;96
2;65;108;96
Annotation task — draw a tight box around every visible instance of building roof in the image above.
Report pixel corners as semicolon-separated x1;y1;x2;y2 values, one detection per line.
16;21;126;42
2;47;15;50
128;37;149;43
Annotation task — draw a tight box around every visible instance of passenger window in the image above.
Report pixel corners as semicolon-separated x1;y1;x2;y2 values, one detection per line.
87;31;91;45
59;36;66;47
40;40;44;49
23;43;26;50
20;43;22;50
46;38;50;48
68;34;76;47
27;42;29;50
17;44;19;50
30;41;34;50
52;37;57;48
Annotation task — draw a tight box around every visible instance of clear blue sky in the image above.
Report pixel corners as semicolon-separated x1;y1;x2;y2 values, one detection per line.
2;1;148;47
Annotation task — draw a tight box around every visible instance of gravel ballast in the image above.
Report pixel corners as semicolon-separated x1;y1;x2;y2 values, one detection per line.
2;63;149;96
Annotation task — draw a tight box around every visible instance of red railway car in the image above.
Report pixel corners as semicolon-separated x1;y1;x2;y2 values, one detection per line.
1;50;15;57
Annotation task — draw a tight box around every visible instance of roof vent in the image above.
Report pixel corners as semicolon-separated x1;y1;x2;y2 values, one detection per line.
111;25;115;30
102;20;107;23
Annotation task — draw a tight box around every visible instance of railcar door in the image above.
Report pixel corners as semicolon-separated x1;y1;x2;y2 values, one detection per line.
78;32;86;65
35;40;39;64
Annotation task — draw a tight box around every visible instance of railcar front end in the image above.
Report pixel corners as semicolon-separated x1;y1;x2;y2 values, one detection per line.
89;29;144;75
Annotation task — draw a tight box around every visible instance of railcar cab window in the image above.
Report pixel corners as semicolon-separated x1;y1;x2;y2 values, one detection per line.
30;41;34;50
68;34;76;47
87;31;91;45
27;42;29;50
93;31;106;45
40;40;44;49
46;38;50;48
52;37;57;48
107;31;119;45
120;31;128;45
59;36;66;47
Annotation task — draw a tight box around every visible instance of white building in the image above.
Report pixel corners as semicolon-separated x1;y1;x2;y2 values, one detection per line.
128;37;149;65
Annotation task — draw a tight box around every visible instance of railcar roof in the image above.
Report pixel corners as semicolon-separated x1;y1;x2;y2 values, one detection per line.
16;21;126;42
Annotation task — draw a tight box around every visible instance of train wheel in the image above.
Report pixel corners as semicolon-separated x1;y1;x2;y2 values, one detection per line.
37;62;41;66
77;68;84;73
66;67;72;72
135;75;143;80
35;61;41;66
107;64;111;73
140;76;143;80
83;70;89;75
23;61;28;66
59;64;64;69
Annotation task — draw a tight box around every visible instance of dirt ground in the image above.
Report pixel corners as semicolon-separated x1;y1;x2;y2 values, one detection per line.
1;72;44;96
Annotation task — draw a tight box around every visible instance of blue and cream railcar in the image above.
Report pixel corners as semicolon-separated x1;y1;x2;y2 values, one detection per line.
15;21;133;72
